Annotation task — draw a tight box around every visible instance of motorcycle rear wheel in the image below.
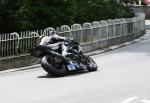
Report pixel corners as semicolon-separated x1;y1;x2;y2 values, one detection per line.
41;56;67;76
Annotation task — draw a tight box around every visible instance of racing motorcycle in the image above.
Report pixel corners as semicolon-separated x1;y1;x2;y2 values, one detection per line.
31;36;97;76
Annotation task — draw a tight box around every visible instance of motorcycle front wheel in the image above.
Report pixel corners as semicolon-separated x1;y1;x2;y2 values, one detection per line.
85;56;98;72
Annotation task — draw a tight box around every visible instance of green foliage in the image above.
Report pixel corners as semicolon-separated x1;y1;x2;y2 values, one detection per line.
74;0;132;24
0;0;133;33
17;0;76;30
0;0;22;33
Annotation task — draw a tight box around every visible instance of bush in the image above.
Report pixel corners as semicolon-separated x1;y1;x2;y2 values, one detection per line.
0;0;133;33
17;0;76;30
74;0;132;23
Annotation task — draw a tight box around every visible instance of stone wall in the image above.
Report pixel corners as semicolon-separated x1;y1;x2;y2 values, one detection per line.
0;55;39;70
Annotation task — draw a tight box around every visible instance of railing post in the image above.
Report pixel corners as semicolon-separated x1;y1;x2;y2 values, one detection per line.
29;32;40;48
82;22;93;44
100;20;108;40
71;24;82;43
10;32;20;55
92;21;101;42
60;25;72;38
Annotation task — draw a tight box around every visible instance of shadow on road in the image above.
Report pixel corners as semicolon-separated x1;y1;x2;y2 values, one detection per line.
37;70;90;78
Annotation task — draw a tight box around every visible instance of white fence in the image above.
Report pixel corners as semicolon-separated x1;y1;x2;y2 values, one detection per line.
0;13;145;60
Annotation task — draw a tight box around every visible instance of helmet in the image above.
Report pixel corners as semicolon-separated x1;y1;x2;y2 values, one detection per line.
48;31;57;36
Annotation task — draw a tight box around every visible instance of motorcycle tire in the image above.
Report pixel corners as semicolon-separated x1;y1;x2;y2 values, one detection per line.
85;56;98;72
41;56;67;76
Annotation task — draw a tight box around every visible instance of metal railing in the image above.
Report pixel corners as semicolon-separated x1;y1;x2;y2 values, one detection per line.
0;13;145;59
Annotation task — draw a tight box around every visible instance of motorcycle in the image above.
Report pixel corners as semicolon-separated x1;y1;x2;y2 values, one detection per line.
31;36;97;76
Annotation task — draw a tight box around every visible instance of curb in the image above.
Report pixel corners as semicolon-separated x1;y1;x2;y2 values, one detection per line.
0;64;41;74
86;37;144;56
0;36;145;74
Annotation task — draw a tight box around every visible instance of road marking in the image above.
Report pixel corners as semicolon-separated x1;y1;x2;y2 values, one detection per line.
120;97;138;103
139;100;150;103
120;97;150;103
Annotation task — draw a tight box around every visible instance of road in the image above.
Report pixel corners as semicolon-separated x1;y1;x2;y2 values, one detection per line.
0;32;150;103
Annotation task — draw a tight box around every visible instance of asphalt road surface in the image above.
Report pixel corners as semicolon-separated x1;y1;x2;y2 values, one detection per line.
0;32;150;103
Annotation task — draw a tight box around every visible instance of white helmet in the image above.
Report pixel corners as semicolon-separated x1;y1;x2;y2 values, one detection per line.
48;31;57;36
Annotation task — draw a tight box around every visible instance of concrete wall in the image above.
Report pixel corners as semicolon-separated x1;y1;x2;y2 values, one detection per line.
0;55;39;70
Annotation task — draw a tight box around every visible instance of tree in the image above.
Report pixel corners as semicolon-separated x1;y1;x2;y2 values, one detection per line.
0;0;132;33
0;0;22;33
74;0;132;23
17;0;76;30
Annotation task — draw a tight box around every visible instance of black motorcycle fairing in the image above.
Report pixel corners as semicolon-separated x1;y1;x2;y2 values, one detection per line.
30;45;51;57
31;45;64;59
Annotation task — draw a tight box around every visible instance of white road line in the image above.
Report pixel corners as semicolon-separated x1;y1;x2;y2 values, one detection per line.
139;100;150;103
120;97;138;103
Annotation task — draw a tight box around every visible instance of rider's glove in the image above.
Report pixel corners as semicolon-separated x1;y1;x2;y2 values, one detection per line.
65;38;73;42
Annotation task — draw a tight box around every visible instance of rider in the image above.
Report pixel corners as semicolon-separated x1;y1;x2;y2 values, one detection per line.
39;31;68;56
39;31;78;70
